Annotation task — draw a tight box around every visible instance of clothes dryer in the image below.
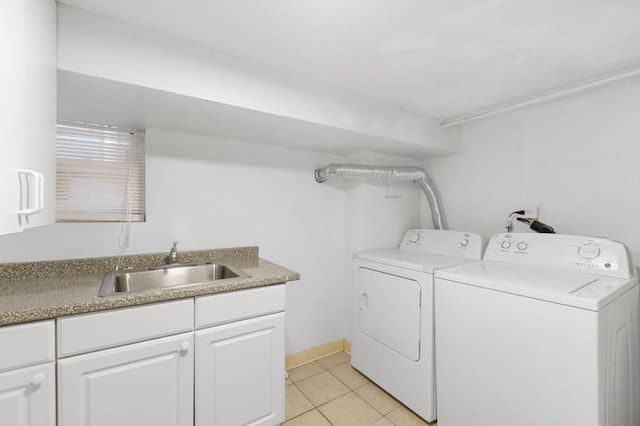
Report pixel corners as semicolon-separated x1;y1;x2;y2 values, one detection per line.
352;229;485;421
435;233;640;426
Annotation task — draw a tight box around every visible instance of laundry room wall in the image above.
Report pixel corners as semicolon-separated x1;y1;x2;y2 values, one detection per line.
0;128;350;355
422;77;640;264
0;128;424;355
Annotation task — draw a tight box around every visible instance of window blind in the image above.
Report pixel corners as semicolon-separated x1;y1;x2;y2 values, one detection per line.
56;121;145;222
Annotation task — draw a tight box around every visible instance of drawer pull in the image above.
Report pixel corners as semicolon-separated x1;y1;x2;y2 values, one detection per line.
31;373;46;387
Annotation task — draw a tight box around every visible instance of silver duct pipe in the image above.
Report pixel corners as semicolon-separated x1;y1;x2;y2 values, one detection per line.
314;163;448;230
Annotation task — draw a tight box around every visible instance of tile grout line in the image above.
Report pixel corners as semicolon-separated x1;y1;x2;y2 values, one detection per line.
284;382;315;423
287;353;411;426
316;406;335;426
324;362;391;418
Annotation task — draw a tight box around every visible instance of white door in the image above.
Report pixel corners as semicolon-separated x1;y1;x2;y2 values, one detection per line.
356;267;422;360
20;0;57;230
58;333;194;426
0;0;56;235
0;363;55;426
196;313;285;426
0;0;27;235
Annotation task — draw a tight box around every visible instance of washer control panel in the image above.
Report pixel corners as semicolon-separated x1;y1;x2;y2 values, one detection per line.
400;229;486;260
484;233;635;278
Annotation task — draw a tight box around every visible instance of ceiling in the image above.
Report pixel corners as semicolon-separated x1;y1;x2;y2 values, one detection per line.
58;0;640;121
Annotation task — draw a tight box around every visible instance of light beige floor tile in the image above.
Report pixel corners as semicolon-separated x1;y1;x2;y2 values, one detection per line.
317;351;351;369
288;361;325;382
318;392;382;426
386;406;435;426
285;384;314;420
285;378;293;386
296;371;350;406
329;362;369;390
354;382;401;415
371;417;395;426
282;409;332;426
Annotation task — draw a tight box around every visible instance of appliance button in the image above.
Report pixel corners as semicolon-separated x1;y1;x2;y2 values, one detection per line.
460;238;469;247
517;242;528;251
409;232;420;243
501;241;511;249
578;245;600;260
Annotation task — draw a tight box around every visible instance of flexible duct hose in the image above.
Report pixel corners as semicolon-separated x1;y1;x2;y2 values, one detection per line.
314;163;448;230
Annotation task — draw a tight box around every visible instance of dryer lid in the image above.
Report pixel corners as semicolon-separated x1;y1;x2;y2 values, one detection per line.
354;249;476;273
436;261;638;311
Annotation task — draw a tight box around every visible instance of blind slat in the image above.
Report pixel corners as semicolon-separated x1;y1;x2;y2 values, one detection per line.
56;120;145;223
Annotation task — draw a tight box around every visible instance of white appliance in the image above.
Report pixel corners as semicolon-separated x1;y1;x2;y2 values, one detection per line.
351;229;485;421
435;233;640;426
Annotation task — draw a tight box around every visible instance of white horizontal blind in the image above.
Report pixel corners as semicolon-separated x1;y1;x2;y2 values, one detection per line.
56;121;145;222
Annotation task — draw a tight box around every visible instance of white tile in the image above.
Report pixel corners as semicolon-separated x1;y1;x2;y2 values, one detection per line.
318;392;382;426
296;371;350;406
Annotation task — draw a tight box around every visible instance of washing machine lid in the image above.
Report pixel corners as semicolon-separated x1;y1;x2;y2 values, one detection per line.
354;249;473;273
436;262;638;311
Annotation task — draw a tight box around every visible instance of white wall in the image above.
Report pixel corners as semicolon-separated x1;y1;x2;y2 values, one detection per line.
58;5;450;153
0;128;423;355
424;78;640;264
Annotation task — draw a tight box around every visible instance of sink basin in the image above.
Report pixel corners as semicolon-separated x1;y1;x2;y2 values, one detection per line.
99;263;249;297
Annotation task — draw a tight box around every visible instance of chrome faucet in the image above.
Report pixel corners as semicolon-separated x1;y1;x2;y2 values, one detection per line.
169;241;178;264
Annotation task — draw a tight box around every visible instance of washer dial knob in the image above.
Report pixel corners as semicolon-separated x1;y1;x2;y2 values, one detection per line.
578;245;600;260
501;240;512;249
460;238;469;247
517;242;528;251
409;232;420;243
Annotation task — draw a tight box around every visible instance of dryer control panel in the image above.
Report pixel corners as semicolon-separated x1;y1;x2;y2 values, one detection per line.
485;233;636;278
400;229;486;260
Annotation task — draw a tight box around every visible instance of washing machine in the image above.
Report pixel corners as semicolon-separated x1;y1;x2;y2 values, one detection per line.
351;229;485;421
435;233;640;426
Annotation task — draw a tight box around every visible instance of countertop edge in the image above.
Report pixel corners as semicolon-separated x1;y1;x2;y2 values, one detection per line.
0;255;300;327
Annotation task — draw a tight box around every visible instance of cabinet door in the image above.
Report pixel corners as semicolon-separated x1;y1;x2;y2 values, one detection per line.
20;0;57;229
0;0;26;235
0;363;55;426
58;333;194;426
196;312;285;426
0;0;56;235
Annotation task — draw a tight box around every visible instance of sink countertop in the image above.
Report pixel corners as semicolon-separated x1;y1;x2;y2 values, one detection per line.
0;246;299;326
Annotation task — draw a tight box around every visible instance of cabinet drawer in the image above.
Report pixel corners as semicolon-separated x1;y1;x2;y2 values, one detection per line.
57;299;194;357
0;320;55;372
195;284;285;329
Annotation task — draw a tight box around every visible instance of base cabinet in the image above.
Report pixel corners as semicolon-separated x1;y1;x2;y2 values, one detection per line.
196;313;285;426
0;285;286;426
58;333;194;426
0;363;55;426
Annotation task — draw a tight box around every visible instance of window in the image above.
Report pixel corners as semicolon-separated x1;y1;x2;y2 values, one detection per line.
56;121;145;222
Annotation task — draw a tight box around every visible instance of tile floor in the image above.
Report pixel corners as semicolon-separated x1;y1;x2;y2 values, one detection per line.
284;351;437;426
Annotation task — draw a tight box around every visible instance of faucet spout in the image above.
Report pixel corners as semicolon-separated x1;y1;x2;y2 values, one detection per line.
169;241;178;264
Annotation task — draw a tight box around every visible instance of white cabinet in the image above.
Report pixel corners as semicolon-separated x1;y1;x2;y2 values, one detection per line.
196;313;285;426
0;363;55;426
0;321;56;426
58;333;194;426
0;0;56;235
0;285;286;426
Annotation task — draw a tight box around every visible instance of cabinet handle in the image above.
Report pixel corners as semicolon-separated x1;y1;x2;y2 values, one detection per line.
17;170;45;216
31;373;46;387
180;342;190;355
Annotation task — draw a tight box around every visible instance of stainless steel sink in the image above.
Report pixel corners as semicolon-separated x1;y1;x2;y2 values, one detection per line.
98;263;249;297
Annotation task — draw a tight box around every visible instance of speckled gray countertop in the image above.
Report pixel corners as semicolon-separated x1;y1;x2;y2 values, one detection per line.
0;246;299;326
